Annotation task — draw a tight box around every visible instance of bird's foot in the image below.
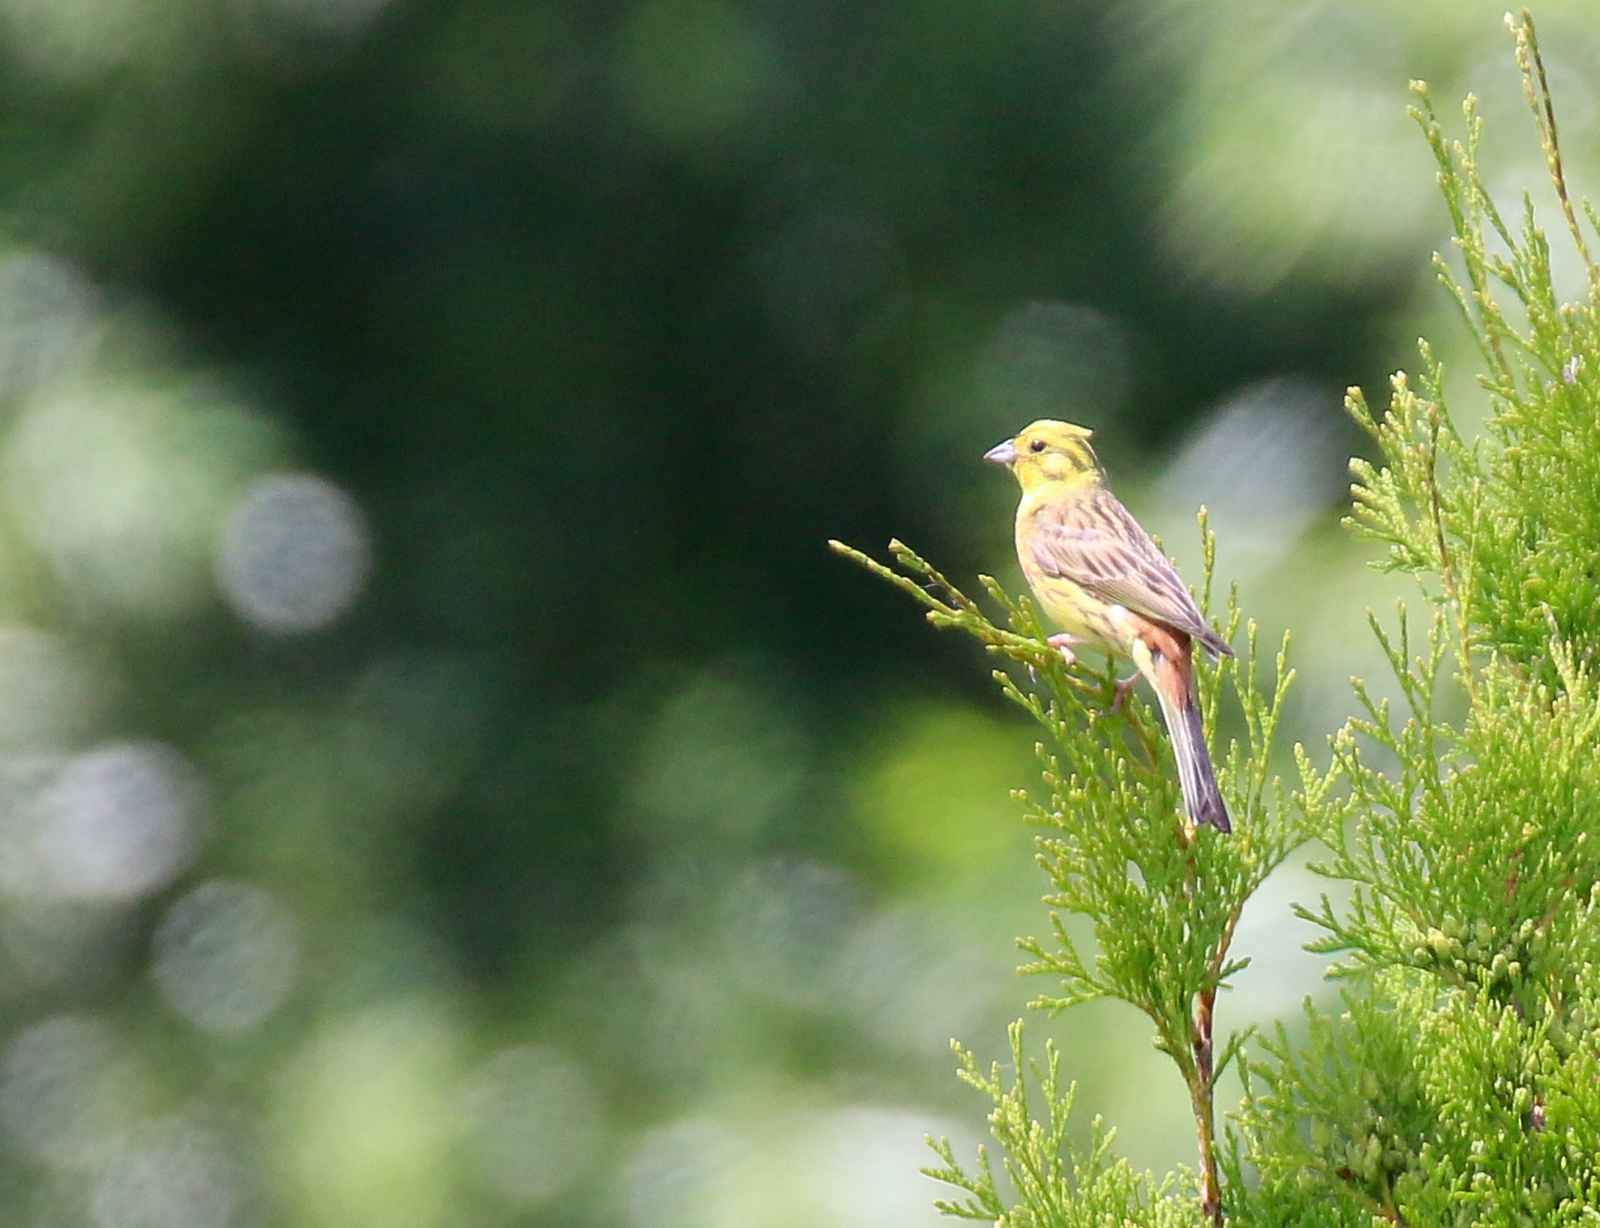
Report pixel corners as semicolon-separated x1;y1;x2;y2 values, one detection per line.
1109;672;1140;714
1045;633;1081;668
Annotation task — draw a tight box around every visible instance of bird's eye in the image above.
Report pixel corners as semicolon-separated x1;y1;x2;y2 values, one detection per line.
1029;438;1047;453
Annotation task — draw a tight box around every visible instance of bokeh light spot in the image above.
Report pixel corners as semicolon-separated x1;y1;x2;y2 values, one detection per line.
1;1015;146;1167
5;383;279;621
0;251;100;401
1153;377;1349;578
13;742;202;904
153;880;299;1036
455;1045;602;1205
277;1003;460;1228
216;473;372;635
90;1116;240;1228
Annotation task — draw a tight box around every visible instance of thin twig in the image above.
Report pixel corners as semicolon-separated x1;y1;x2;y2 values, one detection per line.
1420;406;1477;705
1510;10;1600;295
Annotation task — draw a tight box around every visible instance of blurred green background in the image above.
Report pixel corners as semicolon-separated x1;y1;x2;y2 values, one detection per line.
0;1;1595;1225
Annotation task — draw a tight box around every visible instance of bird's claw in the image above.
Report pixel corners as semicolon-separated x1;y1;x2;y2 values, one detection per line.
1109;672;1140;714
1045;633;1080;668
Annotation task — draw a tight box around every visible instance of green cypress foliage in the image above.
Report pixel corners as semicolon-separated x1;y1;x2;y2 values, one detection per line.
1236;11;1600;1224
830;529;1304;1225
835;10;1600;1226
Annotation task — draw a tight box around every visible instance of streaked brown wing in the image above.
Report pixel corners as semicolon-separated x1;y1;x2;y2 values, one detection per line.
1029;489;1231;654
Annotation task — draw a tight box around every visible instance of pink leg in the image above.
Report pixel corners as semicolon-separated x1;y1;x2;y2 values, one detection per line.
1046;632;1081;667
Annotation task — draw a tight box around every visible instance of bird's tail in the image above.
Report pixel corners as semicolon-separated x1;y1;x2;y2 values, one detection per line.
1150;656;1231;834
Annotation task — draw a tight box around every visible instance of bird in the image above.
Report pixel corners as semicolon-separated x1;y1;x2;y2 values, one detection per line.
985;419;1233;833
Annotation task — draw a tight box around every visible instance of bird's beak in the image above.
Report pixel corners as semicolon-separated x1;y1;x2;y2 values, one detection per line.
983;439;1017;466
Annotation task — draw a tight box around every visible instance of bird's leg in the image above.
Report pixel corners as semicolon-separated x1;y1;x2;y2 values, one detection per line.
1109;671;1141;714
1045;632;1081;667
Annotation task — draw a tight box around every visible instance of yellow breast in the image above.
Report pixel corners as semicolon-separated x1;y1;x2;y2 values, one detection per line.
1013;508;1131;658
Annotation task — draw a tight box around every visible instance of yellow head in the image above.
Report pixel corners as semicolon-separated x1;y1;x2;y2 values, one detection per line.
983;419;1103;492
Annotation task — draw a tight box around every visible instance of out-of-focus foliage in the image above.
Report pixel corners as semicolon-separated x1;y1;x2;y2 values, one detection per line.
0;0;1591;1225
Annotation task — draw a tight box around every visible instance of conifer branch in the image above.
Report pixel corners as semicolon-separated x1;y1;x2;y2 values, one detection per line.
835;523;1303;1227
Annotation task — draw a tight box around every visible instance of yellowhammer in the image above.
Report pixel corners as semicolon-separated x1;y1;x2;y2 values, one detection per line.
985;419;1233;833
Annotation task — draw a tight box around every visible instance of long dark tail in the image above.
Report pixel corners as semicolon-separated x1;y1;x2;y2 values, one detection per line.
1151;659;1230;833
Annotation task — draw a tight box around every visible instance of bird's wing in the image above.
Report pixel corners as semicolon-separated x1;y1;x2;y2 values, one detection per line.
1029;489;1232;656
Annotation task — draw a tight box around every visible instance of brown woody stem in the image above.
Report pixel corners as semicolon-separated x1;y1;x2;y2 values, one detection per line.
1191;983;1221;1227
